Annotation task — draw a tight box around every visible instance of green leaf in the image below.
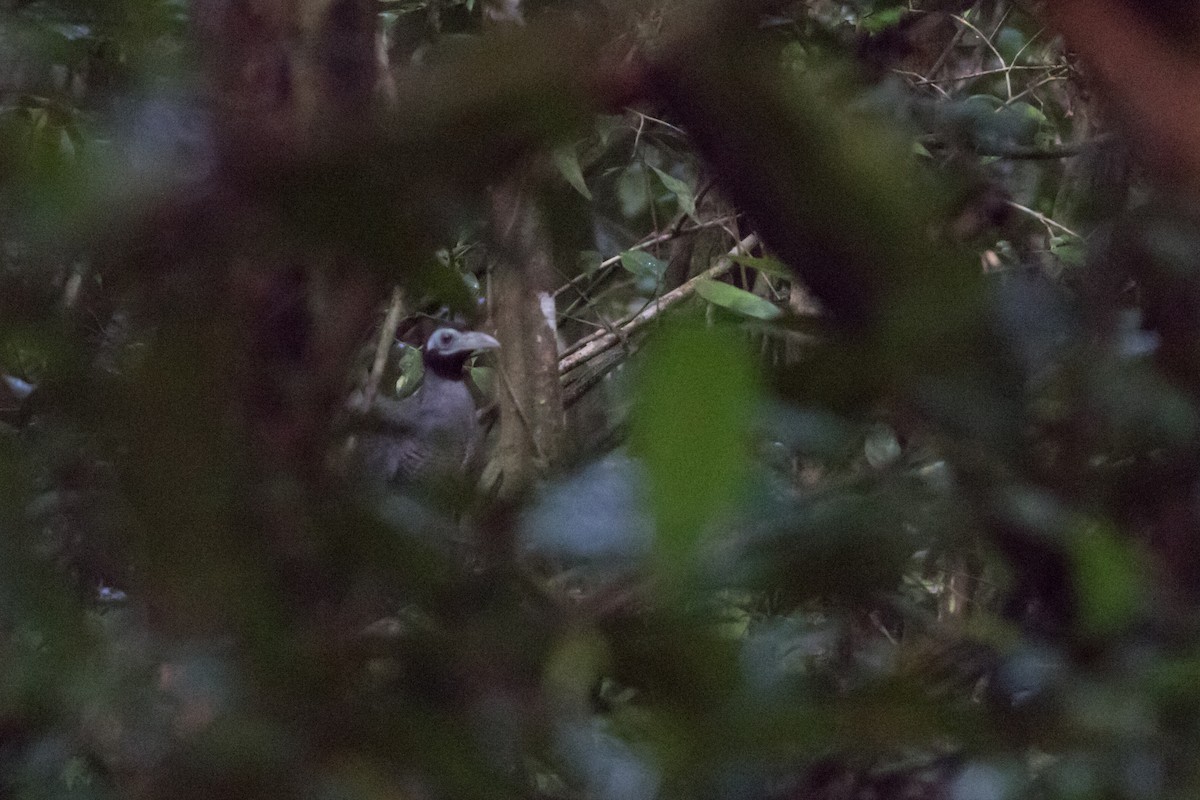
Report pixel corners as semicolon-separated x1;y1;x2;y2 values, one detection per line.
544;631;609;712
552;144;592;200
617;164;650;218
729;254;791;279
1068;520;1144;637
1050;235;1085;268
619;250;667;281
394;345;423;398
695;279;782;320
996;26;1028;62
859;6;906;33
460;270;480;295
631;320;756;568
469;365;494;396
651;166;697;220
1009;101;1051;143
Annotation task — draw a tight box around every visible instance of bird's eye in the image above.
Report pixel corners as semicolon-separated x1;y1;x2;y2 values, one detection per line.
441;332;453;344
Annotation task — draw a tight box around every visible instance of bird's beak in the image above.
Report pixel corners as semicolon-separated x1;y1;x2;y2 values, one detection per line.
456;332;501;354
456;333;499;355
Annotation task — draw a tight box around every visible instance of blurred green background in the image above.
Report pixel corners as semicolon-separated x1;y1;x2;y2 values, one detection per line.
2;1;1199;799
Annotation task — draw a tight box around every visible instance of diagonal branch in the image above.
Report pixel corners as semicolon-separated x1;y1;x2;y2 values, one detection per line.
559;233;758;377
363;286;405;408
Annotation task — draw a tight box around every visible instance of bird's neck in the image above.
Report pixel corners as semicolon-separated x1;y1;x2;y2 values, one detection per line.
422;358;469;391
423;353;469;382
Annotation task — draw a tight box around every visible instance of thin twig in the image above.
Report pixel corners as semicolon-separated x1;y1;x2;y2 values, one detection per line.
552;215;738;300
631;112;645;159
1006;200;1081;238
951;13;1011;99
363;286;404;407
901;63;1064;86
895;69;952;99
1001;72;1067;107
924;24;967;84
1008;27;1046;69
629;109;687;136
558;280;626;356
559;234;759;376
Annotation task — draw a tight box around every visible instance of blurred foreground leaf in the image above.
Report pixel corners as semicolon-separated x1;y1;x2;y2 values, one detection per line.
631;319;756;569
1068;520;1144;638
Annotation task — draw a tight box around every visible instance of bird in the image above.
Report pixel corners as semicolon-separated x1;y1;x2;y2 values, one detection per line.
342;328;500;498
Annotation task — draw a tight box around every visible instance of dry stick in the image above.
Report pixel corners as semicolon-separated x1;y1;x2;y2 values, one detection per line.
1007;26;1048;74
895;69;952;100
562;344;627;408
924;24;968;84
557;217;733;359
1006;200;1082;239
558;218;740;359
952;12;1012;99
904;63;1066;89
1000;72;1068;107
363;286;404;408
558;233;759;376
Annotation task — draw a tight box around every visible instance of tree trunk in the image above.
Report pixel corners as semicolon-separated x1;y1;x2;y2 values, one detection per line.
488;171;565;497
187;0;384;593
194;0;379;167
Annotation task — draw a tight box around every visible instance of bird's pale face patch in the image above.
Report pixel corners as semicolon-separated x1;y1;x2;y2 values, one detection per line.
424;328;500;359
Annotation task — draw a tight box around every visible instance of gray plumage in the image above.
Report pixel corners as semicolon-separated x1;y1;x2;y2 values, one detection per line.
345;328;499;495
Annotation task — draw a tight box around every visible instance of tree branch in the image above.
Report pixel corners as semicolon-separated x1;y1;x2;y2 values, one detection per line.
553;215;737;301
559;233;758;377
363;286;405;408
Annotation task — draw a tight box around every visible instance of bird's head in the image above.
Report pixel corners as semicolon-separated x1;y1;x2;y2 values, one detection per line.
422;328;500;378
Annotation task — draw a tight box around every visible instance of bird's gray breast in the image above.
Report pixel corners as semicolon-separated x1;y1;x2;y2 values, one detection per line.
349;377;481;491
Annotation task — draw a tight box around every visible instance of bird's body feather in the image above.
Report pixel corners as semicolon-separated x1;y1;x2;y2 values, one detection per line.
341;328;497;496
